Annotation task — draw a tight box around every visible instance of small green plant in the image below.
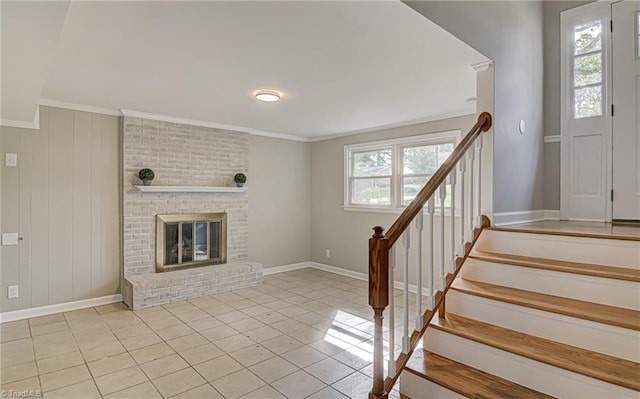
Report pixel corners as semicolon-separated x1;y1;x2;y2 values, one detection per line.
234;173;247;184
138;168;155;182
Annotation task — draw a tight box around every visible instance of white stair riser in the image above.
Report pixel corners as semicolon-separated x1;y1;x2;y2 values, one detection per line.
476;230;640;269
447;290;640;362
400;371;466;399
462;259;640;310
424;328;639;399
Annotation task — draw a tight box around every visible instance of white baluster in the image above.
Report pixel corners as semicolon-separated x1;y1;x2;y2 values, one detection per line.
476;134;483;227
458;155;466;256
426;197;436;310
415;213;424;331
467;147;475;239
387;246;396;377
439;182;447;291
402;230;410;354
449;171;457;273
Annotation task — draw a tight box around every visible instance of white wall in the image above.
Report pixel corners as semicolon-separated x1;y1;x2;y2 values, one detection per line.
310;114;476;275
0;106;120;312
249;135;311;268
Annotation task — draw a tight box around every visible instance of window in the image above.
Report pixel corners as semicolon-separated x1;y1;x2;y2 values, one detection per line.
573;19;603;118
344;131;460;211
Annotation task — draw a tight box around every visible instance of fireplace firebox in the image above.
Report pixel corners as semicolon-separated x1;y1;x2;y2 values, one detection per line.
156;213;227;272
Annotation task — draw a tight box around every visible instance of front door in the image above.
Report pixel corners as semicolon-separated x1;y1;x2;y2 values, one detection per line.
561;2;612;221
612;0;640;221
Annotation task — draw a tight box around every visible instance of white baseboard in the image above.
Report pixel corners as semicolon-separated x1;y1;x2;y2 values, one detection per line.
493;210;560;226
263;262;313;275
310;262;432;296
265;261;431;296
0;294;123;323
309;262;368;281
544;210;560;220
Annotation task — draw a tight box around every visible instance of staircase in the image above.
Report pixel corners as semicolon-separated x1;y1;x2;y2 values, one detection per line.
400;226;640;398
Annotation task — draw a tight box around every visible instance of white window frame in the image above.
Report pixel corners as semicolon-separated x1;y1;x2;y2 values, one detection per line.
344;130;461;213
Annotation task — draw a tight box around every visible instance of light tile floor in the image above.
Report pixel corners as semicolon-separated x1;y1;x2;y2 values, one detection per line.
0;269;404;399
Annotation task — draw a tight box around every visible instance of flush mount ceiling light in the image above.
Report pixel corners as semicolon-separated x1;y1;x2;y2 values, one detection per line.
254;90;281;102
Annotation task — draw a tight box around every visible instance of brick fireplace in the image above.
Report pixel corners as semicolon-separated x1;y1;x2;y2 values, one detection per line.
120;115;262;310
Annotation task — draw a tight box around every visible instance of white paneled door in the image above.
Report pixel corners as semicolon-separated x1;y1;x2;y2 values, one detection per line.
561;2;612;221
612;0;640;221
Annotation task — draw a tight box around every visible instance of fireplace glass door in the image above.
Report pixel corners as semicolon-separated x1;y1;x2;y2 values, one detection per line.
156;213;227;272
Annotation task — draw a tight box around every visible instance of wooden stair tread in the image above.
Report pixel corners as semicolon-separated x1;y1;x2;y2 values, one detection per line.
451;279;640;331
470;251;640;282
488;226;640;242
405;349;554;399
430;313;640;391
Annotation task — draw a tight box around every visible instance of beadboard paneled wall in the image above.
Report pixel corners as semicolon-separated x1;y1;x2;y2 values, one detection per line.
0;106;120;312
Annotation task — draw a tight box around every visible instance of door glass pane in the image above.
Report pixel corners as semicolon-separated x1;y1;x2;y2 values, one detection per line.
636;11;640;59
352;149;392;177
574;86;602;118
210;222;220;259
574;53;602;86
574;20;602;55
165;224;179;265
194;222;207;261
181;222;193;263
351;178;391;205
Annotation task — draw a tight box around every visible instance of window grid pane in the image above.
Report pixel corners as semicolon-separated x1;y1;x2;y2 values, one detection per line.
351;177;392;205
352;149;392;177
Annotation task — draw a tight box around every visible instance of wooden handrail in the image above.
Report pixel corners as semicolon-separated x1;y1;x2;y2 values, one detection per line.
385;112;491;246
368;112;492;399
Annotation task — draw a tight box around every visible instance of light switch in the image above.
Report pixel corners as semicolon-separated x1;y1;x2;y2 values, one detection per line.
5;153;17;167
2;233;19;246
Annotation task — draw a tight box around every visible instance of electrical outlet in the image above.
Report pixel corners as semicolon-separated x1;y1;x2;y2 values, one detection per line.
325;249;331;258
5;153;17;167
8;285;19;299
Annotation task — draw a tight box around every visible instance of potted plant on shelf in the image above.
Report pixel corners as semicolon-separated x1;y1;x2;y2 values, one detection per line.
234;172;247;187
138;168;155;186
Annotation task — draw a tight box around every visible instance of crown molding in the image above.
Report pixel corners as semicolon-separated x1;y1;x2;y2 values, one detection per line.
1;107;40;130
309;107;475;142
40;99;122;116
120;109;311;142
472;60;494;72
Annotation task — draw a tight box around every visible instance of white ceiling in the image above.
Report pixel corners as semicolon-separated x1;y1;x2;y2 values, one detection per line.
2;1;487;139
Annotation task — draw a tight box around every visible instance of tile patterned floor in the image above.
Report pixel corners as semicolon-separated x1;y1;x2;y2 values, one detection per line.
0;269;404;399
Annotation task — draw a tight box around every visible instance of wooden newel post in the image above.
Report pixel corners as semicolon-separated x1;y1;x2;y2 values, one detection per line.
369;226;390;399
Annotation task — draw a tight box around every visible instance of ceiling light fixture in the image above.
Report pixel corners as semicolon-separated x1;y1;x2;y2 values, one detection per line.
255;90;281;102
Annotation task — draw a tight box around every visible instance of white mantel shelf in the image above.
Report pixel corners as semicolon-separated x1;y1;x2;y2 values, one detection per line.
134;185;247;193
